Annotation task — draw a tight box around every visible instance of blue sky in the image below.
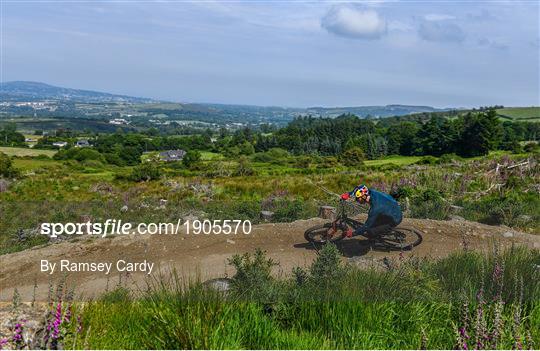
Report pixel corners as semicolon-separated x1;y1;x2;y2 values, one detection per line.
2;1;539;107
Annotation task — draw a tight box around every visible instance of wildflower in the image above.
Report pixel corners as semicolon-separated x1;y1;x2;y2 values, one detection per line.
457;326;469;350
77;315;83;333
0;338;9;350
64;305;72;323
12;322;24;347
51;302;63;340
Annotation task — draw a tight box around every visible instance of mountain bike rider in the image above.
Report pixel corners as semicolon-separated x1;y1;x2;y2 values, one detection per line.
340;184;402;238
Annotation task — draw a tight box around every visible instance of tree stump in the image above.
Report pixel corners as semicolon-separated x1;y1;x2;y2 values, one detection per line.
318;206;336;220
260;211;274;222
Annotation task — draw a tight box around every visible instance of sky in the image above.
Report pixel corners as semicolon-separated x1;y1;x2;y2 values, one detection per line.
1;0;539;108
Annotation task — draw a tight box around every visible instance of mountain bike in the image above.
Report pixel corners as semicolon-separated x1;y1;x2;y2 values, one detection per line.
304;199;423;251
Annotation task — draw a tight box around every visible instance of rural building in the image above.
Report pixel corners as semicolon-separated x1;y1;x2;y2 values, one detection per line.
52;141;68;148
75;139;90;148
159;149;186;162
109;118;130;125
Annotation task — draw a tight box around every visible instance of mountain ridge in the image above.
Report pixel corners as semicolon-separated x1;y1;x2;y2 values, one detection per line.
1;81;157;104
1;81;454;120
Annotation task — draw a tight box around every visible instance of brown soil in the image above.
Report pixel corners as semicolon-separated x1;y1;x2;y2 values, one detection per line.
1;216;539;302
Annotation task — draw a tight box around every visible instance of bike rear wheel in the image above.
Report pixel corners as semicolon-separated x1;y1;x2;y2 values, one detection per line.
377;225;423;251
304;223;346;244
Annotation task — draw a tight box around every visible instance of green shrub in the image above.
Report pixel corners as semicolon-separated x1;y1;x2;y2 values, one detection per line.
272;198;307;222
0;152;19;178
73;148;104;162
252;152;273;163
129;163;161;182
233;156;256;176
309;243;345;284
182;150;201;169
228;249;277;299
437;153;461;164
266;148;290;159
524;142;539;153
416;156;438;165
340;147;365;167
104;153;126;166
294;155;312;169
318;156;339;168
461;192;540;228
393;185;414;199
410;188;450;220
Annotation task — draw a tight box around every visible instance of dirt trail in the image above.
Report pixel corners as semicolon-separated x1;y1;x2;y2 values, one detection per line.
1;216;539;301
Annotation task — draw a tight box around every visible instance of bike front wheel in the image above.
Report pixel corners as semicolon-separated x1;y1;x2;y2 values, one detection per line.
304;223;346;244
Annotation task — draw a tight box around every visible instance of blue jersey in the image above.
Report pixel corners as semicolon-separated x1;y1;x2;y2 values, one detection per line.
349;188;403;233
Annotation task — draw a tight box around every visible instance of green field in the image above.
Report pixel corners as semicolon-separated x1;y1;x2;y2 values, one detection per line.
364;155;421;166
200;151;225;160
496;107;540;122
0;146;56;157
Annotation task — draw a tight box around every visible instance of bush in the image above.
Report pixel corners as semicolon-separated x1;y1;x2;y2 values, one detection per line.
266;148;290;159
309;243;345;284
294;155;312;169
318;156;339;168
340;147;365;167
0;152;19;178
524;142;539;153
129;163;161;182
228;249;277;299
416;156;438;165
272;198;307;222
73;148;104;162
392;185;413;199
104;153;126;166
410;188;450;220
233;156;256;176
252;152;272;163
461;192;540;228
182;150;201;169
437;153;461;164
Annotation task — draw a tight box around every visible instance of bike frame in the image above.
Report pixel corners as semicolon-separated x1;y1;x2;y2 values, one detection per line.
328;200;365;236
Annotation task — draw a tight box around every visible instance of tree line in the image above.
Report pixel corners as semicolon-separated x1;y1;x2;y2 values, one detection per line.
247;110;538;158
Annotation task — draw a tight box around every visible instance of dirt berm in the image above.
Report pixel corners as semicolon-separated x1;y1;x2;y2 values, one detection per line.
1;216;539;301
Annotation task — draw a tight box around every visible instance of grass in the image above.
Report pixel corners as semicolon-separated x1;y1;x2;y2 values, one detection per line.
66;246;540;349
12;158;60;170
200;151;224;161
1;151;538;255
0;146;57;157
496;107;540;122
364;155;422;166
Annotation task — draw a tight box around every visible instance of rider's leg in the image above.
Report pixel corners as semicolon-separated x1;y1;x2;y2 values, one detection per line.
365;215;396;238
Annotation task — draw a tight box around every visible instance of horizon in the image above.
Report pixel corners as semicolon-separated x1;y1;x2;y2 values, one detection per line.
2;2;539;108
2;79;469;109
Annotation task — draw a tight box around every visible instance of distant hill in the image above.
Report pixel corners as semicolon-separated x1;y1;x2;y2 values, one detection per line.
304;104;450;118
0;81;454;124
0;81;157;103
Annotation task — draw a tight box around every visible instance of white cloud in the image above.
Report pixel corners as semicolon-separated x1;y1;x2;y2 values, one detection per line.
424;14;456;21
321;5;387;40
